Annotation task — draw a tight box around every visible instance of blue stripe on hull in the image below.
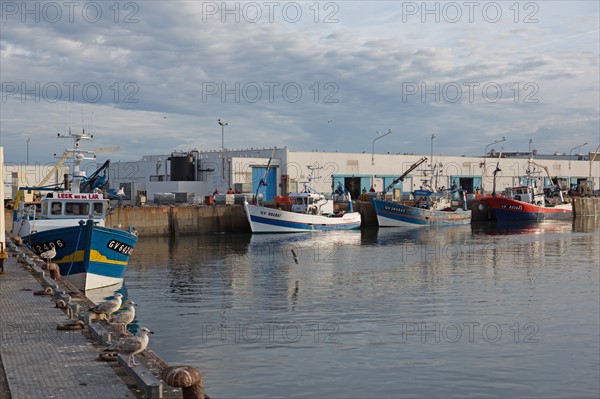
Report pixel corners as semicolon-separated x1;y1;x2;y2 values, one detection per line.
250;215;361;231
492;208;573;222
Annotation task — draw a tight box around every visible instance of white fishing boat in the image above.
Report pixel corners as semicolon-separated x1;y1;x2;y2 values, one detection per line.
244;163;361;233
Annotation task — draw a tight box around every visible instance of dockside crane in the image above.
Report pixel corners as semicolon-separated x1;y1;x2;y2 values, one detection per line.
382;157;428;196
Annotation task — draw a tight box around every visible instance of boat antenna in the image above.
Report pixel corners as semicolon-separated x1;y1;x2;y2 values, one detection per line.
254;147;276;204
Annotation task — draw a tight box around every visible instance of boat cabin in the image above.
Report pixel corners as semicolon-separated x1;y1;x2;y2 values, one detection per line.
411;189;468;211
413;190;433;209
289;192;334;215
39;192;109;220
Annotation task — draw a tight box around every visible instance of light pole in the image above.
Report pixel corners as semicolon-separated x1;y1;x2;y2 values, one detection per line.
569;142;587;169
371;129;391;165
26;138;30;164
430;133;436;167
218;119;228;186
481;136;506;191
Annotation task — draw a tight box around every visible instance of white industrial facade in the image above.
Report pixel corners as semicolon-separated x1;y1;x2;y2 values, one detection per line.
3;163;69;201
105;147;599;205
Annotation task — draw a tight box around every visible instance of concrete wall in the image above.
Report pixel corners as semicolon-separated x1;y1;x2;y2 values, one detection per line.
107;206;170;236
105;205;251;236
573;197;600;216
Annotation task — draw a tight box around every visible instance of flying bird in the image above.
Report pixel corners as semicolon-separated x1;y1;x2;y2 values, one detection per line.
111;301;137;334
90;293;123;319
106;327;153;367
291;249;299;264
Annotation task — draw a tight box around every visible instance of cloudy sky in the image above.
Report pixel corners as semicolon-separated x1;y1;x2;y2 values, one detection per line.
1;1;599;164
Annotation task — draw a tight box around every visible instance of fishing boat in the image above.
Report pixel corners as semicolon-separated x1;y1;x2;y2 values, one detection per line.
374;189;472;227
12;130;138;291
244;161;361;233
478;140;573;222
479;183;572;222
373;157;472;227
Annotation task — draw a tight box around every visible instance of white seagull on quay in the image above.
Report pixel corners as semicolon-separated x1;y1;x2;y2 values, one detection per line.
90;293;123;319
39;246;57;266
106;327;153;367
111;301;136;334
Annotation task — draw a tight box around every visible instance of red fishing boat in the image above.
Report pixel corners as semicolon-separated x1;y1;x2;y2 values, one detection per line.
479;142;573;222
480;186;572;222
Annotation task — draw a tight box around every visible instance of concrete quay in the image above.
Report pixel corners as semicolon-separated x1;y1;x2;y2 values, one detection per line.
0;242;197;399
101;199;492;236
5;196;598;238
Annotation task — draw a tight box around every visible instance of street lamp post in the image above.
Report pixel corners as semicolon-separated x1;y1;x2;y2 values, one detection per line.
371;129;392;165
481;136;506;191
26;138;30;164
218;119;228;187
430;133;435;167
569;142;587;169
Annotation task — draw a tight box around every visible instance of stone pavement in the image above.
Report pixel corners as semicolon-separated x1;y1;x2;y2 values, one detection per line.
0;253;135;399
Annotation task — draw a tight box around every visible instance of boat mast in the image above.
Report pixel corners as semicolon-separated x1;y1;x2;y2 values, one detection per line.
57;129;96;194
304;165;323;193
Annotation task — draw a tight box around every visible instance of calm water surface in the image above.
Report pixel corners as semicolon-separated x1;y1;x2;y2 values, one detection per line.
113;218;599;398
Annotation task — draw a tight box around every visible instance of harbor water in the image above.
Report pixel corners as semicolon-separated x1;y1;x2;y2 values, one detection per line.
117;218;599;398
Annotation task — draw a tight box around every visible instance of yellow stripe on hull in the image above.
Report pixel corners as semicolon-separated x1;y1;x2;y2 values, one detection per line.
55;250;129;266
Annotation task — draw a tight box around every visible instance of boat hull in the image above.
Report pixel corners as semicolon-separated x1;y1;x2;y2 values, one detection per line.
373;198;472;227
480;197;573;222
27;220;138;291
244;202;361;233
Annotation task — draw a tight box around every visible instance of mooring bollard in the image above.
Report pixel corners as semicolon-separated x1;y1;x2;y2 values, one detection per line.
68;303;80;319
161;366;204;399
0;249;8;274
48;262;62;280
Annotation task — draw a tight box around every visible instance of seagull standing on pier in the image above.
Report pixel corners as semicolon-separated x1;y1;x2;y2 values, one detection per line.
106;327;153;367
90;293;123;319
39;246;57;266
111;301;136;334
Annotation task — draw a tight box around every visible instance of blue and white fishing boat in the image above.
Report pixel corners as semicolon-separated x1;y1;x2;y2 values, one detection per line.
12;130;138;291
373;190;471;227
373;157;472;227
244;159;361;233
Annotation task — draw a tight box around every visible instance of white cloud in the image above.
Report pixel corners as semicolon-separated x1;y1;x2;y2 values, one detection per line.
1;1;598;164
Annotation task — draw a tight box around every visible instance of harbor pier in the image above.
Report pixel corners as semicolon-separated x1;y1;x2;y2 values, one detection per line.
0;241;201;399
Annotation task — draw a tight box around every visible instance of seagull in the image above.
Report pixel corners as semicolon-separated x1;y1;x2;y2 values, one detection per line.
111;301;136;334
90;293;123;319
291;249;299;264
39;246;57;267
106;327;153;367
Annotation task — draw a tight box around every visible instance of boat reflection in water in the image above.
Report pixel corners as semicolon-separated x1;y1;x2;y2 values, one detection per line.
84;280;125;305
248;230;363;264
472;219;592;236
